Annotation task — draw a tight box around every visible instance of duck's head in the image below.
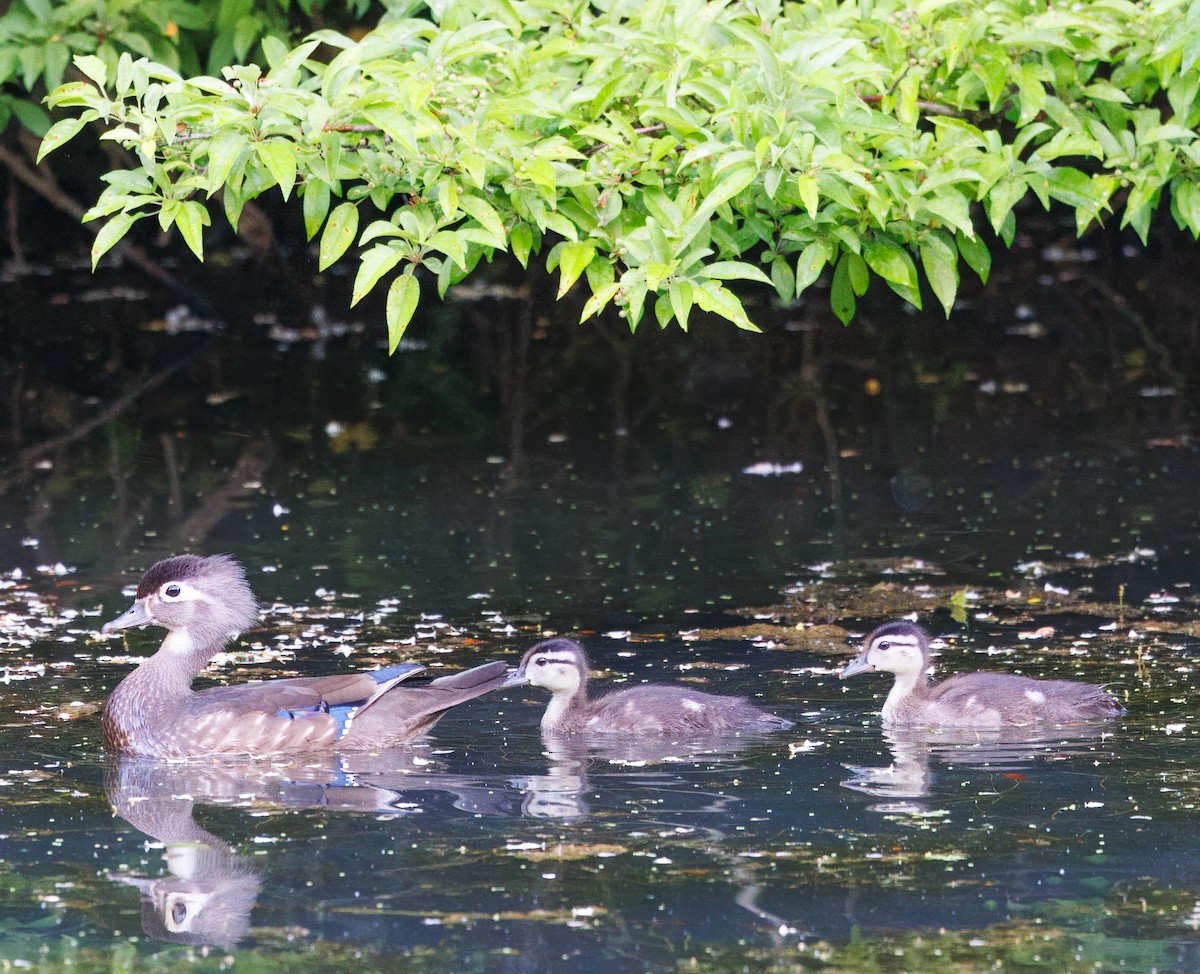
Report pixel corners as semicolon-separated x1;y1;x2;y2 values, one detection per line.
840;620;931;680
101;554;259;650
506;638;589;695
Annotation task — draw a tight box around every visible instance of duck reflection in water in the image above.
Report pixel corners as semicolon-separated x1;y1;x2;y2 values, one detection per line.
106;758;261;949
840;723;1121;814
104;749;522;947
514;729;791;822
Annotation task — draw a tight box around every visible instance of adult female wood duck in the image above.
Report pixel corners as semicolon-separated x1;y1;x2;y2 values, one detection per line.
839;620;1126;727
506;638;793;736
100;554;512;758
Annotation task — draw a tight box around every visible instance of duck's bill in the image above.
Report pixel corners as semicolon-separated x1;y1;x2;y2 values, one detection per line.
101;601;152;634
502;665;528;688
839;653;874;679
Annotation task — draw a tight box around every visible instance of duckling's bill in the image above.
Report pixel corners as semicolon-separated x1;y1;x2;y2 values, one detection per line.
840;653;874;679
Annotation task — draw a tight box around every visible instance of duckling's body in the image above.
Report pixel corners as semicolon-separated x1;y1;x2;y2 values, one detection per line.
840;621;1125;728
101;554;508;758
508;638;793;736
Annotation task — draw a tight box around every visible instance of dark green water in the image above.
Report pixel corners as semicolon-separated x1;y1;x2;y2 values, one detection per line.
4;235;1200;971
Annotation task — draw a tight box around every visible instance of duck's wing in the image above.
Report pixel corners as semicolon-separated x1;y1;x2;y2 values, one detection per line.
193;663;426;715
584;686;793;734
152;665;429;757
151;663;503;756
927;673;1123;724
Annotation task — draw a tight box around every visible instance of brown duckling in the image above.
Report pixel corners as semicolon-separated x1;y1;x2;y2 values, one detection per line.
100;554;509;758
840;621;1125;728
507;638;793;736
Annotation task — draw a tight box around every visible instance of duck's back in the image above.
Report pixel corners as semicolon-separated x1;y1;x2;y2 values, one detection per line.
578;685;794;735
898;672;1124;727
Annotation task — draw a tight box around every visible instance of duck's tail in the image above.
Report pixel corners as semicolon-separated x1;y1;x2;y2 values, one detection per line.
340;661;510;747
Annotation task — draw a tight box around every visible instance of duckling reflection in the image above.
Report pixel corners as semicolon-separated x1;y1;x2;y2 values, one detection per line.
841;723;1122;813
513;738;590;819
513;732;779;823
105;750;523;946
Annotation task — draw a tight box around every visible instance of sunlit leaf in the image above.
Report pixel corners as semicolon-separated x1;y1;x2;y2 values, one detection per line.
36;117;86;162
386;273;420;353
90;213;137;269
320;201;359;270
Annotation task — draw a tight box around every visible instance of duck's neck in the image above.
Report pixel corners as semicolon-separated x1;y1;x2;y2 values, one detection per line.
104;629;218;749
880;668;930;722
541;686;589;733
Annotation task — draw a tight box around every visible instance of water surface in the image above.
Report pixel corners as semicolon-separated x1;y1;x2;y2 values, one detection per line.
3;234;1200;971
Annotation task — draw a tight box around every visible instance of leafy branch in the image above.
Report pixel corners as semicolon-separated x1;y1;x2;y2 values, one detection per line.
39;0;1200;347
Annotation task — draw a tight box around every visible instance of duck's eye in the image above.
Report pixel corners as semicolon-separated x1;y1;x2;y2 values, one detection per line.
171;901;188;924
877;640;891;651
163;583;182;599
535;657;549;667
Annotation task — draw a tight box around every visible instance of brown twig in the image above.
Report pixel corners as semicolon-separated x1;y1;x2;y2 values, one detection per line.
0;135;180;290
581;123;667;155
859;92;959;116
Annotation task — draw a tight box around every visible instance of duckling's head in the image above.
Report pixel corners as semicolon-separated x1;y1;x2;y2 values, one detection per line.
840;621;931;680
512;638;589;696
101;554;259;651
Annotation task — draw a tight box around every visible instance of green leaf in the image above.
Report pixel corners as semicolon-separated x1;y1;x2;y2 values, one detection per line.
694;281;761;333
770;256;794;300
256;140;298;200
428;230;468;272
702;260;772;284
510;223;533;267
830;256;856;325
795;241;829;295
956;231;991;283
919;234;959;317
46;82;102;110
206;131;248;195
580;282;620;322
680;166;758;247
320;201;359;270
352;244;405;306
556;240;596;298
176;200;210;260
303;180;331;241
44;42;70;92
846;252;869;295
458;194;506;246
10;98;49;136
796;174;819;219
91;213;137;269
37;117;86;162
74;54;107;89
668;279;694;331
386;273;420;353
864;236;918;291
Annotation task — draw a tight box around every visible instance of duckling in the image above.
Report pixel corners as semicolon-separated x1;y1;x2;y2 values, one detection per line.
840;620;1125;727
507;638;793;736
100;554;509;758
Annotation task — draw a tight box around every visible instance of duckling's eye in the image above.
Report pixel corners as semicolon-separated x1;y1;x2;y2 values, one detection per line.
877;640;892;651
163;583;182;599
534;656;549;667
171;901;187;923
